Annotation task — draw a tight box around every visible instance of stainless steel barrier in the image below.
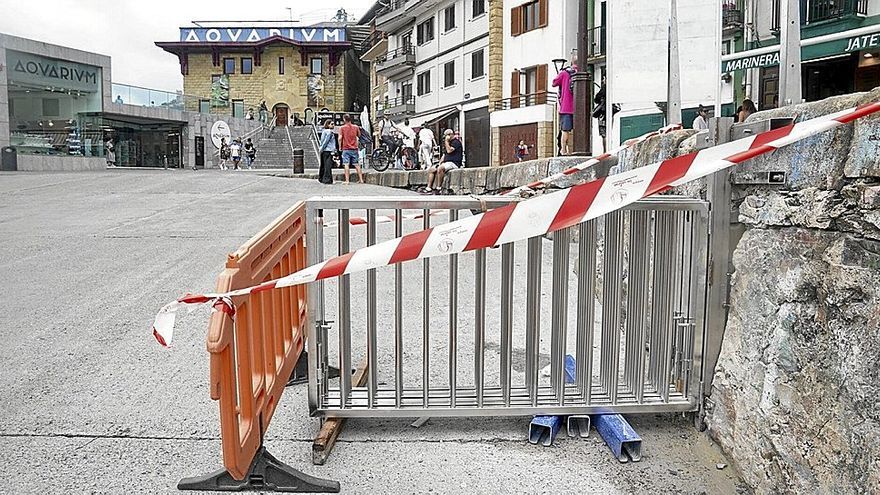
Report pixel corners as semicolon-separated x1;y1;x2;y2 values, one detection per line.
305;196;709;418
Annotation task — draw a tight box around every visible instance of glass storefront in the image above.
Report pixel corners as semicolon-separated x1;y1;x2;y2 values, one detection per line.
6;50;104;157
79;114;184;168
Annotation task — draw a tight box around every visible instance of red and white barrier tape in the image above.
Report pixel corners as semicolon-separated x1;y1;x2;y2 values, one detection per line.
323;124;684;227
322;210;445;228
503;124;683;197
153;103;880;346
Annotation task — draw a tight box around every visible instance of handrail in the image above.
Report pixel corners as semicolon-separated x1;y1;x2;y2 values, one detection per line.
493;92;558;111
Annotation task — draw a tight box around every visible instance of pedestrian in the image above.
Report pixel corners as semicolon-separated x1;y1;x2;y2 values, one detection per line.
592;76;618;153
552;57;577;155
397;118;416;169
417;124;435;169
692;105;709;131
318;119;337;184
338;114;365;184
219;138;230;170
259;100;269;125
245;108;255;120
421;129;462;194
378;115;398;161
515;140;530;162
244;138;256;169
738;98;757;123
105;138;116;167
230;139;242;170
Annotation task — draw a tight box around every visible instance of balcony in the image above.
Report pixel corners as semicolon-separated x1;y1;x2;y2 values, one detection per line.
771;0;868;31
111;83;206;113
375;0;415;32
359;29;388;61
375;45;416;79
722;4;744;34
586;26;607;61
493;92;557;111
382;96;416;117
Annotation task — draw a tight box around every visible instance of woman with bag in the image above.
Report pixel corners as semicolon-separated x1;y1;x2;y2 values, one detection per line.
318;119;337;184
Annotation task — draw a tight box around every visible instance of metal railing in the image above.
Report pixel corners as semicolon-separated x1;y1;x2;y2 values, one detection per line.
377;45;415;64
376;0;407;19
305;195;709;418
359;29;387;54
771;0;868;30
722;6;744;31
587;26;607;60
493;92;557;111
111;83;205;112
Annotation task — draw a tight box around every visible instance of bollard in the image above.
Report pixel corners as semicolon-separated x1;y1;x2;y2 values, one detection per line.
293;148;305;173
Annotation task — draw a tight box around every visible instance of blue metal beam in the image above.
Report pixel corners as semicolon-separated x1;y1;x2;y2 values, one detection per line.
593;414;642;462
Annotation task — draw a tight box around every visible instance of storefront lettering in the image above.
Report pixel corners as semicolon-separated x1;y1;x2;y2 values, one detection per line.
723;52;780;72
12;58;97;85
180;27;346;43
846;33;880;52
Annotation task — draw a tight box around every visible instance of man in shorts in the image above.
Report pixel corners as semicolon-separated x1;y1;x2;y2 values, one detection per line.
417;124;435;169
421;129;462;194
338;114;365;184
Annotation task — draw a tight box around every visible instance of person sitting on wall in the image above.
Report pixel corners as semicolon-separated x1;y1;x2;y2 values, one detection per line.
420;129;462;195
245;108;255;120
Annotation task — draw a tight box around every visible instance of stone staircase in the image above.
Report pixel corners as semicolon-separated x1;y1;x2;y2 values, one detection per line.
252;126;319;169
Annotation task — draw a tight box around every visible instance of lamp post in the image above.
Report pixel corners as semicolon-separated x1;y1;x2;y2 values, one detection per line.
572;0;592;155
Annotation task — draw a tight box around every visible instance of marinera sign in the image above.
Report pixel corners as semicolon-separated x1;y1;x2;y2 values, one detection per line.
179;27;346;43
7;50;101;93
722;28;880;73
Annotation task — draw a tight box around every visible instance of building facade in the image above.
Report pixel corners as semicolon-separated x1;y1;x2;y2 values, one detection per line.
156;25;369;126
725;0;880;110
1;32;260;171
361;0;491;167
490;0;579;166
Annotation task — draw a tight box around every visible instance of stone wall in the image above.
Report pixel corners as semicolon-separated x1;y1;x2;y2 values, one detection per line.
705;88;880;494
183;46;348;117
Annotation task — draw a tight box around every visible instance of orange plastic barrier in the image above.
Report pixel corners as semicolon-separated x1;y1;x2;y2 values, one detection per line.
206;202;307;480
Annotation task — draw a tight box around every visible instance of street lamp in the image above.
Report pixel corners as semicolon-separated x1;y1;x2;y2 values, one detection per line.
552;58;568;74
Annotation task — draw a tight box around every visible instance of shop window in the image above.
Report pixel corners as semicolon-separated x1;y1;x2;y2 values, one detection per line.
42;98;60;117
444;5;456;32
473;0;486;18
417;17;435;45
444;61;456;88
311;57;323;75
279;57;285;75
471;49;485;79
417;70;432;96
241;57;253;74
223;58;235;74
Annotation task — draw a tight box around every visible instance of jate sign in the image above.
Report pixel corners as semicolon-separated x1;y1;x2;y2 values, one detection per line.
7;50;101;92
179;27;346;44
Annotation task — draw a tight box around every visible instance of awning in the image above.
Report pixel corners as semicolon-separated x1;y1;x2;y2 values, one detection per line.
409;107;458;129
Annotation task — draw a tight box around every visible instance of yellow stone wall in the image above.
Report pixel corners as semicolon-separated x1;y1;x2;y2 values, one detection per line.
182;45;348;116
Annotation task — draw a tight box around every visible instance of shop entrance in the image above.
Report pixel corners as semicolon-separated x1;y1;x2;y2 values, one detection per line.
803;54;856;102
82;114;185;168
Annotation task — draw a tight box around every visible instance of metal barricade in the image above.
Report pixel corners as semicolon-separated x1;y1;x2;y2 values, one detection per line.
305;196;709;418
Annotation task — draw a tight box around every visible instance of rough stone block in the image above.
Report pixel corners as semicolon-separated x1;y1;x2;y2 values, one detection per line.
408;170;428;186
379;171;409;188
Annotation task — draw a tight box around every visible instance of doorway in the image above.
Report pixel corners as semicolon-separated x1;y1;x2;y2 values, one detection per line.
273;104;289;126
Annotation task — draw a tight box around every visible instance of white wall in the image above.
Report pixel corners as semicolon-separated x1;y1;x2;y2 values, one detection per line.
410;0;489;115
501;0;578;100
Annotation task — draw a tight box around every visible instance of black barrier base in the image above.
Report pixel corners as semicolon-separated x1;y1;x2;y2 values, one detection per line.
287;351;341;386
178;446;340;492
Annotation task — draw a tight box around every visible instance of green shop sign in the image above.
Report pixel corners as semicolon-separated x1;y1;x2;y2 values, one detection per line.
723;28;880;73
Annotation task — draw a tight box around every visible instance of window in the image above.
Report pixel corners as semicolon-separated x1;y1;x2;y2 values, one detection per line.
443;61;455;88
402;81;413;100
417;70;432;96
417;17;435;45
444;5;456;32
223;58;235;74
310;57;323;75
511;0;547;36
471;49;485;79
400;31;413;50
232;99;245;118
241;58;253;74
278;57;285;75
472;0;486;17
198;99;210;113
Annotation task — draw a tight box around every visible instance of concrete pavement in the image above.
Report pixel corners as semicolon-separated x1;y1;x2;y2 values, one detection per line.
0;170;744;494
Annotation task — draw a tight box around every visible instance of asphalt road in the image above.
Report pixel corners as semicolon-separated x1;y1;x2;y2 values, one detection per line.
0;170;744;494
